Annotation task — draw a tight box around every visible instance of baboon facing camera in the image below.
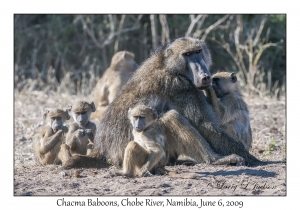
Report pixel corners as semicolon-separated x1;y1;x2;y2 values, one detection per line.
66;101;96;156
115;105;167;177
205;72;252;151
34;109;72;165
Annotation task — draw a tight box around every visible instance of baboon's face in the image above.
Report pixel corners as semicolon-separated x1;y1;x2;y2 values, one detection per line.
50;117;63;133
212;72;238;98
164;37;212;90
44;109;69;133
128;106;157;132
73;111;91;128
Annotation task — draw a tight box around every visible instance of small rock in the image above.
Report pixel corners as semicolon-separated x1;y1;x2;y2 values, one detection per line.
18;137;27;141
59;171;67;177
161;183;170;188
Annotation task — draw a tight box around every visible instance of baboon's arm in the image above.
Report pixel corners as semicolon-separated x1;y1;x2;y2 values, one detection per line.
205;86;225;119
98;84;109;106
39;129;63;154
65;125;79;150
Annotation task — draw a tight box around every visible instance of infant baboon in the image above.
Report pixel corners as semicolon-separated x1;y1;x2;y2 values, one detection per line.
91;51;138;119
34;109;72;165
205;72;252;151
66;101;96;155
116;104;197;179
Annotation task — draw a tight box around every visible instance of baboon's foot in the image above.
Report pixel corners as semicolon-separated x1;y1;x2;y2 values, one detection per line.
137;168;153;177
213;154;245;166
155;167;169;175
114;169;124;176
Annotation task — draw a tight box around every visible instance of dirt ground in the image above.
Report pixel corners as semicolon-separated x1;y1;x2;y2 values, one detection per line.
14;90;286;196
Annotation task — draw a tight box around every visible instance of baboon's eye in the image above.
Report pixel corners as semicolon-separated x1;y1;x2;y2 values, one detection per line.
195;50;201;54
184;52;191;56
212;78;219;82
81;111;87;115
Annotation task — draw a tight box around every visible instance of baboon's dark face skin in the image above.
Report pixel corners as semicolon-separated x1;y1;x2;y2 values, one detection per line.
74;111;90;128
50;117;63;133
164;37;212;90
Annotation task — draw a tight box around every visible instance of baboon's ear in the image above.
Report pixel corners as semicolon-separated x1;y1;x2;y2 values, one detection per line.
123;51;132;60
230;72;237;83
65;110;71;120
43;109;49;120
90;102;96;112
165;48;173;57
67;105;72;112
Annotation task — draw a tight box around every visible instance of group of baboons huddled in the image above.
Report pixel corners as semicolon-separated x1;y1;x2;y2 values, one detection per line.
34;37;258;178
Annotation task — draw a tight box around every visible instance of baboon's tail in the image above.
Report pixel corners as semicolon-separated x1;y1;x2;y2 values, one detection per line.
168;171;198;179
62;154;109;169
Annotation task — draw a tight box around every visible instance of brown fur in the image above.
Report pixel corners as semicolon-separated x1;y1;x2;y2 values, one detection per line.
63;37;261;169
91;51;138;119
66;101;96;155
34;109;71;165
205;72;252;151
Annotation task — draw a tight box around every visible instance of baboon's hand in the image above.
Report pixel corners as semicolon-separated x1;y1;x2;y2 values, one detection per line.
137;168;153;177
84;129;94;138
76;129;85;137
61;126;68;133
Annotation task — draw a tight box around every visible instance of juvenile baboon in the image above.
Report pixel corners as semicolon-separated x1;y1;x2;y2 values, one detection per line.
115;105;166;177
205;72;252;151
34;109;72;165
91;51;138;119
63;37;261;169
66;101;96;155
116;104;197;179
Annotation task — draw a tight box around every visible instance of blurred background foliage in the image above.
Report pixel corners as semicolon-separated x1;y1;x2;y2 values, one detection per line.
14;14;286;99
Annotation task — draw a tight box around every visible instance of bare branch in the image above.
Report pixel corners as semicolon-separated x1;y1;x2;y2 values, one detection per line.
201;14;230;41
159;15;170;43
253;16;267;46
185;14;202;37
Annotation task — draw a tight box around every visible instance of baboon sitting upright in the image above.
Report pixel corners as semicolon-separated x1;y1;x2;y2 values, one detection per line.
66;101;96;155
91;51;139;119
115;105;167;177
205;72;252;151
63;37;261;169
116;104;197;179
34;109;72;165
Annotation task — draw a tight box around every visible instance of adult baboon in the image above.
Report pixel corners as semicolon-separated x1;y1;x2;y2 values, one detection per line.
66;101;96;155
34;109;72;165
91;51;139;119
205;72;252;151
64;37;260;169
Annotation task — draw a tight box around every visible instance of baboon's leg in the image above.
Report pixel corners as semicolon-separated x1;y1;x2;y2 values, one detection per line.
160;110;220;164
58;143;72;166
117;141;149;177
137;145;165;177
161;110;245;166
